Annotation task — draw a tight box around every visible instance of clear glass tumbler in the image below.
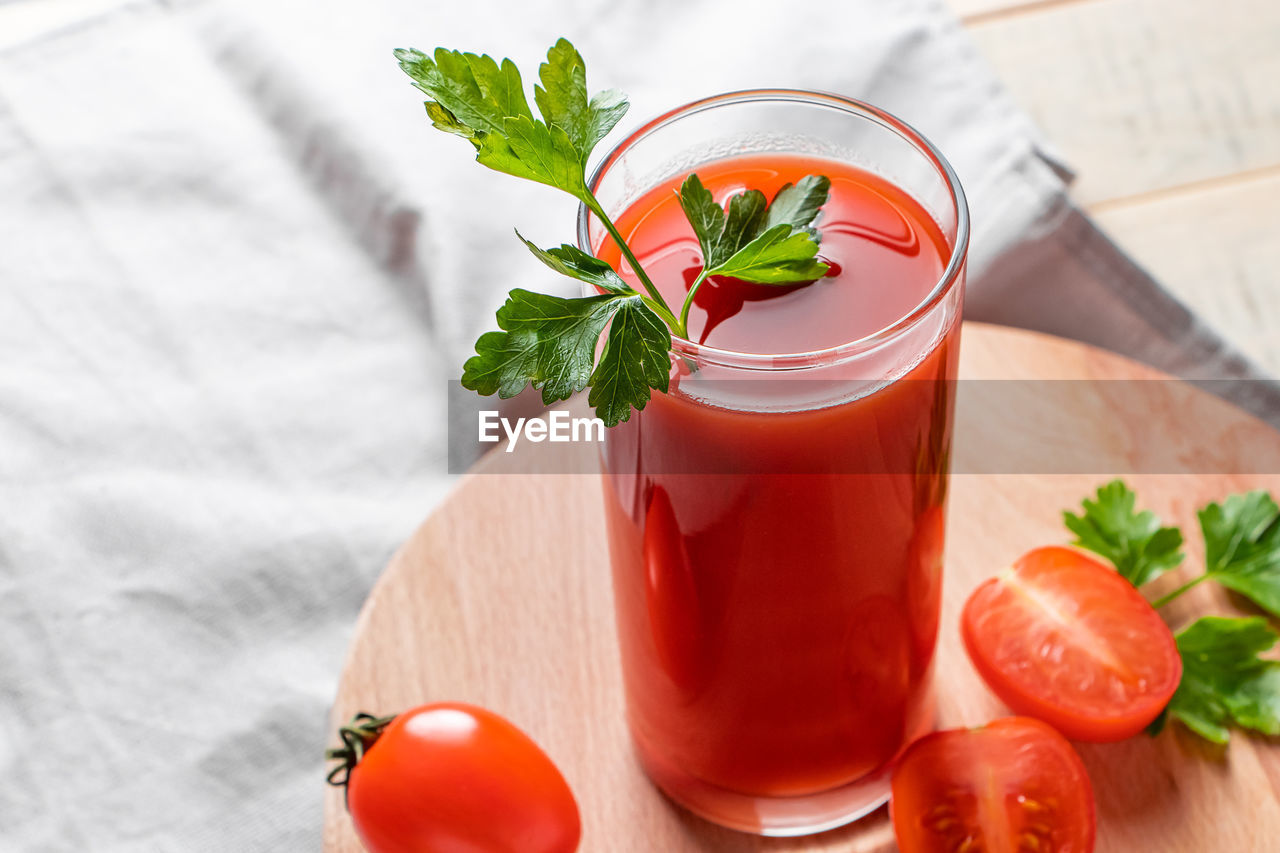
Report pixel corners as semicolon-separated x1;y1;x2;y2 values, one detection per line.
578;90;969;835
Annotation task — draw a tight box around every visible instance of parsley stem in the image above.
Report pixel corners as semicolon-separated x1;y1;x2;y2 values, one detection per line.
1152;574;1209;609
583;194;679;329
677;269;710;339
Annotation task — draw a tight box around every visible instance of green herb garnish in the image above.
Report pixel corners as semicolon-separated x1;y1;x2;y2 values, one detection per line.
395;39;831;425
675;173;830;332
1153;616;1280;743
1064;480;1280;744
1064;480;1185;587
1196;491;1280;617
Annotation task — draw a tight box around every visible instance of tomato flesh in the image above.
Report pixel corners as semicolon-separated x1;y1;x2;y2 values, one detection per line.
961;546;1181;742
347;703;581;853
892;716;1095;853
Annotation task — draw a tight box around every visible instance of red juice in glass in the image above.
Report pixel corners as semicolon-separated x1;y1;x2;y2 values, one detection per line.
579;92;968;835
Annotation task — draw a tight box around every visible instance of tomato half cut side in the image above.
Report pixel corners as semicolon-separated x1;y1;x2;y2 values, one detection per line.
891;716;1096;853
962;546;1181;743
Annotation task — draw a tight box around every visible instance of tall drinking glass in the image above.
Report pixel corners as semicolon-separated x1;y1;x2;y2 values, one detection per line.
577;91;968;835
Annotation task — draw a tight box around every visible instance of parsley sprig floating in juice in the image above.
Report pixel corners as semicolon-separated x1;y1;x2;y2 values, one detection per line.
1064;480;1280;743
395;39;831;426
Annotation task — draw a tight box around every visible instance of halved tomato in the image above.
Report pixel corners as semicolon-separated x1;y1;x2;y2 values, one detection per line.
961;546;1181;742
891;716;1095;853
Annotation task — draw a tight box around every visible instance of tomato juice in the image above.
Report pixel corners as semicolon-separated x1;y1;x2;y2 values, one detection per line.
593;152;963;831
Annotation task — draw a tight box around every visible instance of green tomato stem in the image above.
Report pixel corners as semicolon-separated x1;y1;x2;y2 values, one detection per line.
326;712;397;808
1151;574;1209;609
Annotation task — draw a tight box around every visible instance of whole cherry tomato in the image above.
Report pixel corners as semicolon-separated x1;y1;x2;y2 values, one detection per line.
891;716;1096;853
328;703;581;853
961;546;1181;742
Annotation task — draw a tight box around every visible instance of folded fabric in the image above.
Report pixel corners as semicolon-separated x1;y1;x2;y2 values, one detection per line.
0;0;1274;850
192;0;1280;433
0;4;450;849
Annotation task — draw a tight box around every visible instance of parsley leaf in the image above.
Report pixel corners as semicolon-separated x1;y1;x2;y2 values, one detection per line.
588;299;671;426
674;174;831;330
397;39;835;425
533;39;629;161
1063;479;1185;587
398;48;531;138
1199;491;1280;617
461;287;667;423
516;231;629;294
461;290;619;402
466;229;673;425
765;174;832;236
1159;616;1280;743
676;174;731;266
477;117;588;197
395;38;624;200
677;173;830;282
712;226;833;283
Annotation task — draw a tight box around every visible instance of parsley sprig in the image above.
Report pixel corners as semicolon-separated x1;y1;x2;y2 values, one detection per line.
1064;480;1185;587
1191;491;1280;615
1154;617;1280;743
1064;480;1280;743
675;174;830;332
395;39;831;425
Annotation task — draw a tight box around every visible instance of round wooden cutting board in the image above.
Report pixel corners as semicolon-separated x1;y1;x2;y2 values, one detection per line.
323;323;1280;852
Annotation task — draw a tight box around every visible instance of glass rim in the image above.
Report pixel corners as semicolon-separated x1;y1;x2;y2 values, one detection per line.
576;88;970;370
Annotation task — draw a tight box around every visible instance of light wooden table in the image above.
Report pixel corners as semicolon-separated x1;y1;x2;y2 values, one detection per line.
4;0;1274;369
951;0;1280;372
